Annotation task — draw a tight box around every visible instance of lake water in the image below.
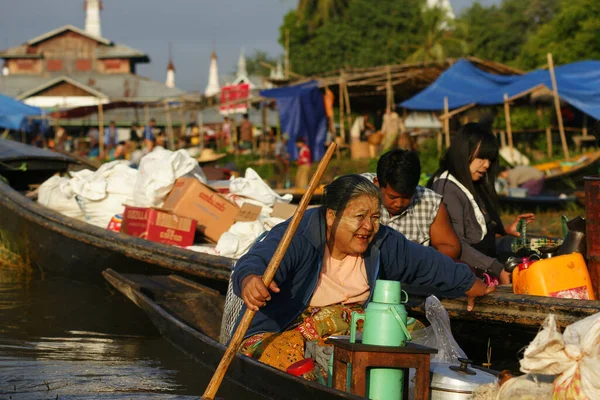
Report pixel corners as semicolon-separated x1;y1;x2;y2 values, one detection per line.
0;262;262;400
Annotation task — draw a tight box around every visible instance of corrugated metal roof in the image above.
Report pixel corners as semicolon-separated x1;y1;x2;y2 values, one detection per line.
27;25;111;45
96;44;149;60
0;25;148;60
58;105;280;128
0;73;185;103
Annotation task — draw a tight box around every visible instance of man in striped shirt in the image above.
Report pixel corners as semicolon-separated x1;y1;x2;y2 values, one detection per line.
363;149;461;259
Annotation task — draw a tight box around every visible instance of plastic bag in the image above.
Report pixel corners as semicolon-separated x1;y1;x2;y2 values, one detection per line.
229;168;293;207
519;313;600;399
132;148;207;208
410;295;467;363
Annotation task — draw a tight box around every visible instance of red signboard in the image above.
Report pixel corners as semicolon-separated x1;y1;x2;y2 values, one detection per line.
219;83;250;115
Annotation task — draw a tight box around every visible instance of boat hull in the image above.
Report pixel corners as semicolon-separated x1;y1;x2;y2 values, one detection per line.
0;179;233;287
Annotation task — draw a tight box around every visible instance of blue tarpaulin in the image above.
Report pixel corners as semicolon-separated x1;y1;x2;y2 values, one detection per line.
261;81;328;161
400;59;600;120
0;93;42;131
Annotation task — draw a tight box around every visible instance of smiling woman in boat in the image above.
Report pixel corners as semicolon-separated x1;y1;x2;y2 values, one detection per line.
231;174;493;376
429;123;535;285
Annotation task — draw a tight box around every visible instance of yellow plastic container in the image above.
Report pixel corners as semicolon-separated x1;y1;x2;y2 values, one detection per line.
512;253;596;300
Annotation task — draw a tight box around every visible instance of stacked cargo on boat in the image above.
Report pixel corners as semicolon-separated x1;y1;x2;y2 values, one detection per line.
36;148;297;258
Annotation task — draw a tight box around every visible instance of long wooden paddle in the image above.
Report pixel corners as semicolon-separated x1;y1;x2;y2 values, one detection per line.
202;141;337;400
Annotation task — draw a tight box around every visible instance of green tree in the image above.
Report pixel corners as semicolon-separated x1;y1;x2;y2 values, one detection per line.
236;50;281;77
296;0;350;33
280;0;424;76
457;0;559;65
518;0;600;69
406;7;468;63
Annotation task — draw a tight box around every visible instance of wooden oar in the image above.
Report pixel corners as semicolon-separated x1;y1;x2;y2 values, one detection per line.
202;141;337;400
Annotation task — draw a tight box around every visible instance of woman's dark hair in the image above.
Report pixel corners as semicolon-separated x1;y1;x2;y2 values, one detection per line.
376;149;421;196
429;123;502;226
322;174;381;214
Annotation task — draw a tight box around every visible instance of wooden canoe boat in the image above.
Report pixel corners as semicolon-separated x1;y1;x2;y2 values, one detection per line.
534;150;600;184
0;138;233;287
102;269;363;400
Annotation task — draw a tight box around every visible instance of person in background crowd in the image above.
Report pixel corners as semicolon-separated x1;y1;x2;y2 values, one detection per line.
232;174;493;377
221;116;232;151
239;113;253;151
129;122;141;143
294;136;312;189
143;119;156;142
498;166;545;196
274;133;290;188
362;149;461;259
381;106;402;151
104;120;118;151
429;123;535;285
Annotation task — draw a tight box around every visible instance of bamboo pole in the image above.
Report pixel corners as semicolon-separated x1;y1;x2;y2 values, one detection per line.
164;102;175;150
198;110;204;150
443;97;450;147
344;79;352;133
337;73;345;160
202;142;337;400
546;126;552;158
386;65;392;111
261;103;267;162
583;114;588;137
98;102;104;157
503;94;514;162
285;29;290;79
438;103;476;120
547;53;570;160
178;102;186;137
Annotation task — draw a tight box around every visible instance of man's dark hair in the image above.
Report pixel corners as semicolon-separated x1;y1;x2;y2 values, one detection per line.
243;113;249;119
376;149;421;195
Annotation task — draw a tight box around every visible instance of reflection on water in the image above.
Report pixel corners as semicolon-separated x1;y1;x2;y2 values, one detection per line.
0;251;261;399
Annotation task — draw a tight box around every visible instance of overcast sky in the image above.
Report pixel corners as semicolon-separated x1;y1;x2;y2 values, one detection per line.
0;0;499;92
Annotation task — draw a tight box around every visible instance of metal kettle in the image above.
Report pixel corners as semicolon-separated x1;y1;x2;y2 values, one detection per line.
430;358;497;400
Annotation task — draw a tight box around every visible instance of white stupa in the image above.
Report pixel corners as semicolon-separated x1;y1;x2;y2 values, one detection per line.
84;0;103;37
204;50;221;97
165;59;175;88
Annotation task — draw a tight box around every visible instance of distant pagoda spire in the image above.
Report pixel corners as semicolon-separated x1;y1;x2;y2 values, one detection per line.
236;49;248;80
204;50;220;97
166;43;175;88
84;0;103;37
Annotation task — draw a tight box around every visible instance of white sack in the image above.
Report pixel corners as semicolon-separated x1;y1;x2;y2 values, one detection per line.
37;175;84;220
216;220;266;258
519;313;600;399
74;161;138;228
132;148;207;208
229;168;292;207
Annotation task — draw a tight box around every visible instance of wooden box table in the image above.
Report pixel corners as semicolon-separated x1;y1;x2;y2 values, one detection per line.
326;338;437;400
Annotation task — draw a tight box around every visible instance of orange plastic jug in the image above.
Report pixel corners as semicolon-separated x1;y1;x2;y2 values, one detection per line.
512;253;596;300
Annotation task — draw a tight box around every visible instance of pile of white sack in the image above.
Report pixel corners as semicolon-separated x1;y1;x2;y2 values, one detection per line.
38;149;206;228
37;150;293;258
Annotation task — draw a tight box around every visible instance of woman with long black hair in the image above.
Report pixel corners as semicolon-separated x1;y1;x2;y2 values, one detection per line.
429;123;534;284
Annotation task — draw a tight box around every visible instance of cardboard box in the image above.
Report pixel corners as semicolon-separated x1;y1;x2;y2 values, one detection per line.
121;206;196;247
162;177;258;243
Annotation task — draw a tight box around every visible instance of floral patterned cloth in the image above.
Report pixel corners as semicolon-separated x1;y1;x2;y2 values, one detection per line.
239;304;364;372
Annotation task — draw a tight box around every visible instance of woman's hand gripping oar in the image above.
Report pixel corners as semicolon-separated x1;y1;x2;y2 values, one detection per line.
202;142;337;400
